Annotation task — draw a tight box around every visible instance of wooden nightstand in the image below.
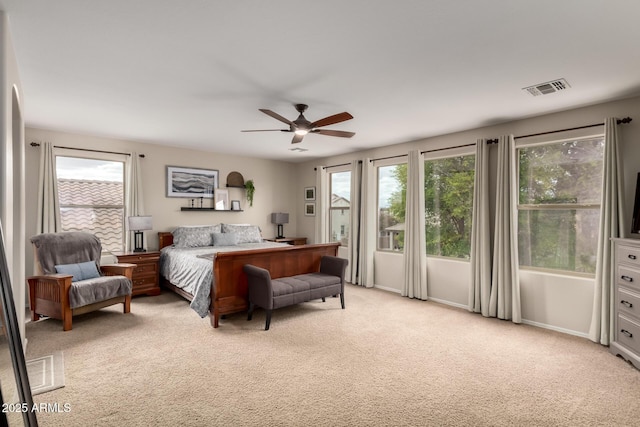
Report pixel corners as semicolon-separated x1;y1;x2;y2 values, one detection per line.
113;251;161;296
264;237;307;246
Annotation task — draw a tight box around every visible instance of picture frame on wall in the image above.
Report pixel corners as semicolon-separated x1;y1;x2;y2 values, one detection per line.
166;166;218;198
304;186;316;201
215;189;229;210
305;202;316;216
231;200;241;211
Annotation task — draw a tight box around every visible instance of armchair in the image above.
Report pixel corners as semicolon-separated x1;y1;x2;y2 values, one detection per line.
28;232;134;331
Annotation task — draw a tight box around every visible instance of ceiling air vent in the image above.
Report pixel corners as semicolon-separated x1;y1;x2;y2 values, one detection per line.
289;147;308;152
523;78;571;96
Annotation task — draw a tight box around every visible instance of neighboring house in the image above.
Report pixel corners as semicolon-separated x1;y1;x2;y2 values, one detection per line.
58;179;124;252
330;194;350;246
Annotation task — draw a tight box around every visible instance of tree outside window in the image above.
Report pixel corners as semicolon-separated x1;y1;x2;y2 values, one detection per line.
517;137;604;274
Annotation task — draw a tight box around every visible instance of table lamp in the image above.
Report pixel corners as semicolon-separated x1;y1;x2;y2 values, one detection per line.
128;215;153;252
271;212;289;239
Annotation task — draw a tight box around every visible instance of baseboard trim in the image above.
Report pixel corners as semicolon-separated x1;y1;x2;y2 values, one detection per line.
520;318;588;339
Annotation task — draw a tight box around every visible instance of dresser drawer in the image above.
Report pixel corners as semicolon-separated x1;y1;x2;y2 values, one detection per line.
618;287;640;318
618;244;640;267
133;275;157;287
617;314;640;354
134;263;157;275
617;265;640;290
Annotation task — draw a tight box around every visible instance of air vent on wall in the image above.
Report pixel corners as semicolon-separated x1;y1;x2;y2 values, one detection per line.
523;78;571;96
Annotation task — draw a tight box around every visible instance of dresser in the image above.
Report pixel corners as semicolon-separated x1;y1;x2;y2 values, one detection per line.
113;251;161;297
610;238;640;369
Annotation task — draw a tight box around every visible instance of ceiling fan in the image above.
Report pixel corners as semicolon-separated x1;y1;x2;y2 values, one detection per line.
242;103;355;144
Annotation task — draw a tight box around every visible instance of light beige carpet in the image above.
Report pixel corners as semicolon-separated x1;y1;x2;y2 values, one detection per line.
24;285;640;426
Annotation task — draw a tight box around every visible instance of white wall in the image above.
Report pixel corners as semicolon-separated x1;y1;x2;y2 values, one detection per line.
24;128;300;274
0;11;26;345
296;95;640;337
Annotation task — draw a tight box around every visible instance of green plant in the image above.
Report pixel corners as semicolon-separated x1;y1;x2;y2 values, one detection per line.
245;179;255;207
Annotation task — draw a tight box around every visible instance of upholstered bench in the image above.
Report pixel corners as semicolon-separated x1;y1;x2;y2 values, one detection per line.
243;255;348;330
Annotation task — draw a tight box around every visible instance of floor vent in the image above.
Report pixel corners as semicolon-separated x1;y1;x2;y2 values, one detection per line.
523;78;571;96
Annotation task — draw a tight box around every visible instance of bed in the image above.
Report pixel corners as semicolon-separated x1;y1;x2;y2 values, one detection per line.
159;224;340;328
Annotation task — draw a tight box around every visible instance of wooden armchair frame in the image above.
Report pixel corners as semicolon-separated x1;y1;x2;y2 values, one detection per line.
28;263;135;331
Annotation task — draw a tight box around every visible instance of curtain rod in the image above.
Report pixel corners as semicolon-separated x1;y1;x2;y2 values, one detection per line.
30;142;145;158
420;138;499;155
314;160;362;171
515;117;632;140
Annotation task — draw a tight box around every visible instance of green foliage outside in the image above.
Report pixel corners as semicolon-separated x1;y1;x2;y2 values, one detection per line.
386;155;475;258
518;138;604;273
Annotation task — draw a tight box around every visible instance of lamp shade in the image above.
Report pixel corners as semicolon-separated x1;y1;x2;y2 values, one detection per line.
271;212;289;224
128;215;153;231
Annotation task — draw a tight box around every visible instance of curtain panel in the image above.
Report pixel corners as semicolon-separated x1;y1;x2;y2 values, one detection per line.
125;152;145;251
36;141;61;234
314;166;328;244
589;118;626;345
469;139;492;316
489;135;521;322
402;150;427;299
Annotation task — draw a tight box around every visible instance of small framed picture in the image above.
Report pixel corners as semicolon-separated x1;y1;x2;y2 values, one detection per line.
305;186;316;201
305;202;316;216
215;189;229;210
231;200;241;211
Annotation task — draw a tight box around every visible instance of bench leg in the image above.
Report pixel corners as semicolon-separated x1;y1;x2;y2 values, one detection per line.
340;293;345;309
247;302;254;321
265;310;272;331
321;297;325;302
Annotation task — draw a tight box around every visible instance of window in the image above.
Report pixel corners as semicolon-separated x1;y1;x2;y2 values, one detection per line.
517;136;604;274
424;153;475;259
377;163;406;251
329;170;350;246
56;155;126;253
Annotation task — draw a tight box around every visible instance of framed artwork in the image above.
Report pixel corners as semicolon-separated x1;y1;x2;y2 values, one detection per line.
166;166;218;198
305;186;316;201
305;202;316;216
231;200;241;211
215;189;229;210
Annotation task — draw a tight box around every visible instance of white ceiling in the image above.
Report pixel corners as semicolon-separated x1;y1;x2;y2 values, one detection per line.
2;1;640;162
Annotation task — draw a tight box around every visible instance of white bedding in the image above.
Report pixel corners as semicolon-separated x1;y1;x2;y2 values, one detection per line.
159;242;288;317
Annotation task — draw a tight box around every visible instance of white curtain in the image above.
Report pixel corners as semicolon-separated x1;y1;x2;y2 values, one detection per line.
589;118;626;345
36;141;61;234
469;139;492;316
402;150;427;299
314;166;328;244
489;135;521;322
125;152;145;251
348;160;361;284
349;159;375;287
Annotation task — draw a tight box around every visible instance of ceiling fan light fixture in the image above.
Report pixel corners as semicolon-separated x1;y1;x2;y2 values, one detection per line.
294;129;309;136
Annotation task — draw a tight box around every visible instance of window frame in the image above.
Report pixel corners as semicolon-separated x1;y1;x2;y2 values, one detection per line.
327;166;351;246
423;145;476;260
375;158;407;253
55;148;128;253
515;128;605;277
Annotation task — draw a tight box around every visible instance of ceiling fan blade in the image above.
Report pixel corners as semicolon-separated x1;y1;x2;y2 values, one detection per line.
259;109;294;125
310;112;353;128
291;133;305;144
313;129;356;138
